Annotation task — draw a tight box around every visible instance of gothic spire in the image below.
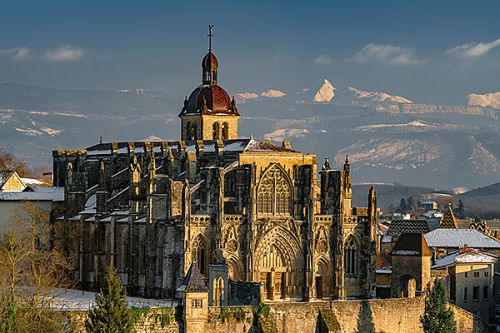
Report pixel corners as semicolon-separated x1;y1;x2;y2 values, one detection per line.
322;157;332;171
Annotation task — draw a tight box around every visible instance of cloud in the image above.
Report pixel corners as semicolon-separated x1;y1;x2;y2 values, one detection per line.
43;45;84;62
235;89;287;103
261;89;286;98
351;43;425;66
0;47;34;61
313;54;334;65
235;92;259;103
445;38;500;58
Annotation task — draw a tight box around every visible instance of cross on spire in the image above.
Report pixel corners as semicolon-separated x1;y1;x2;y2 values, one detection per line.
207;24;214;51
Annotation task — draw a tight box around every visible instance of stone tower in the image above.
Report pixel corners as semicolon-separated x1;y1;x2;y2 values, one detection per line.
178;26;239;141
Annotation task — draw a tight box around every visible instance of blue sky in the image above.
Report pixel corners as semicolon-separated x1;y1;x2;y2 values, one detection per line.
0;0;499;104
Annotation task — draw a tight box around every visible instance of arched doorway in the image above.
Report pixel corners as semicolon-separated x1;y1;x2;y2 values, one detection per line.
315;258;330;299
254;226;303;300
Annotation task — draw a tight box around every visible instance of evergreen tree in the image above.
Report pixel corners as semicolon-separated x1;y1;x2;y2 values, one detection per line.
398;198;409;213
420;280;456;333
85;265;134;333
455;200;465;218
408;196;417;212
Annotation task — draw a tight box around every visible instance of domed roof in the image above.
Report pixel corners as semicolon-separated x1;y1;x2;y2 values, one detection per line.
202;51;218;69
179;84;239;116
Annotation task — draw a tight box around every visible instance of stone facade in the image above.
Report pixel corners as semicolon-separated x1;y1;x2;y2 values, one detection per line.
52;46;378;302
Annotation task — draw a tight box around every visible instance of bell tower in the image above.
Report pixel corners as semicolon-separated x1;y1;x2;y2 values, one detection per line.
178;25;240;141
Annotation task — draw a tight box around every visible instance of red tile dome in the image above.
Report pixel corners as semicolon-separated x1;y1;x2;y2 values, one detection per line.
180;84;239;116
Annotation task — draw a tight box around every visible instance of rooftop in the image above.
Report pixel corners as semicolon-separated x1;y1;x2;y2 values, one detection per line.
424;228;500;249
386;219;430;238
391;233;432;256
432;248;497;269
0;186;64;202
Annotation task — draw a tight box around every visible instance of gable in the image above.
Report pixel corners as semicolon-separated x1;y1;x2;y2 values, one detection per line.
0;171;27;192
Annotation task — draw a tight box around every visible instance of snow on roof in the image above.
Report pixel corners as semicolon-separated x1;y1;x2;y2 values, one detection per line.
204;143;215;152
111;209;129;215
79;194;97;214
85;194;96;209
107;187;128;203
376;267;392;274
432;249;497;269
244;139;294;152
47;288;177;311
87;149;111;156
224;140;249;152
112;168;128;178
424;229;500;249
224;161;238;171
21;177;52;186
0;186;64;201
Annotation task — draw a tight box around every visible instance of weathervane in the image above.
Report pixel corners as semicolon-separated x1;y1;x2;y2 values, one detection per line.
208;24;214;51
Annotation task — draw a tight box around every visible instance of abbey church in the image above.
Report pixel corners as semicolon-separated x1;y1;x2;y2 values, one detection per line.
53;32;379;303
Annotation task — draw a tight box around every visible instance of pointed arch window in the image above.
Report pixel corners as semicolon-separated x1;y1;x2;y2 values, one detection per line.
221;122;229;140
185;121;191;139
344;237;357;276
212;122;220;140
192;235;207;275
257;164;292;215
189;123;198;140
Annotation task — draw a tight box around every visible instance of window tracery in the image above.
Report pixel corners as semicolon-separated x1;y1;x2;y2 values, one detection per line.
344;236;357;276
192;235;207;275
257;164;292;215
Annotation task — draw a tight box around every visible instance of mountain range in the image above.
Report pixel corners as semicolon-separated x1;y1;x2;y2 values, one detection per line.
0;81;499;190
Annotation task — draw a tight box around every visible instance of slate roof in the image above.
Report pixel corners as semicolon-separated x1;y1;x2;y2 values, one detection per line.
183;264;208;293
0;170;15;187
0;186;64;201
84;138;296;157
386;219;430;237
424;229;500;249
391;233;432;256
432;248;497;269
439;207;458;229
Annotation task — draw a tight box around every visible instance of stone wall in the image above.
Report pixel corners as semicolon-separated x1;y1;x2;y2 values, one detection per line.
269;297;488;333
61;296;488;333
205;306;254;333
66;308;179;333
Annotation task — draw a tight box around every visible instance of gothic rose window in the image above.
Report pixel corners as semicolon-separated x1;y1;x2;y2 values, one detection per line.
344;236;357;276
257;164;292;215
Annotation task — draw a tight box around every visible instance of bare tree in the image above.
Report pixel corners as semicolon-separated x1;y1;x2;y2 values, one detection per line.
0;202;74;332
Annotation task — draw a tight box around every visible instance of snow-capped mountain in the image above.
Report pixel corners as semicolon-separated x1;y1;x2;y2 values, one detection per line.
313;79;336;103
311;80;412;109
1;82;499;189
467;92;500;109
346;86;412;105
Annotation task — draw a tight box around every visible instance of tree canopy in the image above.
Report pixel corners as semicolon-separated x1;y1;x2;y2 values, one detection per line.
420;280;456;333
